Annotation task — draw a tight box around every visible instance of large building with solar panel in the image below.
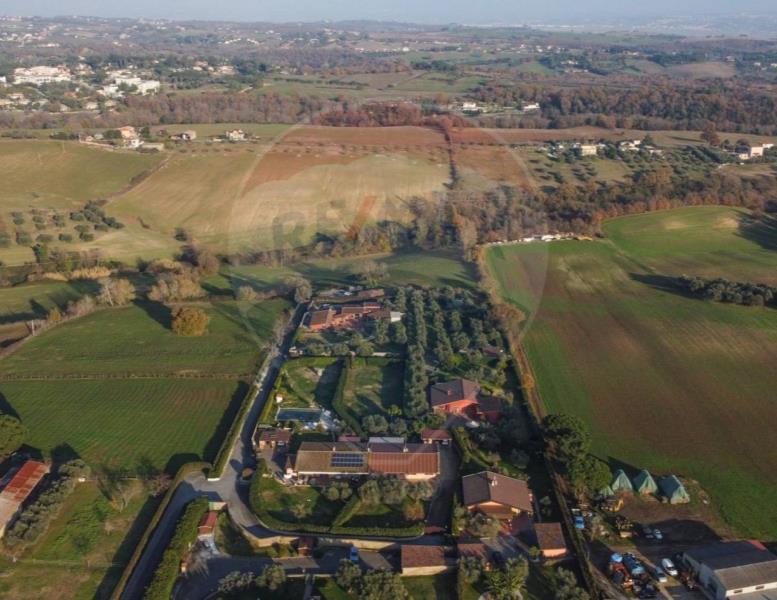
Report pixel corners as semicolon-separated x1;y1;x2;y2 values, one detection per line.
289;440;440;481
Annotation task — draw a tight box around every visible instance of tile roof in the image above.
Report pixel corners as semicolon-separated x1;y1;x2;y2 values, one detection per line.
421;428;452;441
292;442;439;476
198;511;218;534
401;545;447;569
430;378;480;408
367;443;440;476
534;522;567;551
293;441;369;474
0;460;49;532
457;542;489;560
309;308;334;327
255;428;293;444
476;396;504;413
462;471;532;512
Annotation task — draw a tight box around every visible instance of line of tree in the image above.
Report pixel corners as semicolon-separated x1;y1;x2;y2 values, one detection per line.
542;414;612;499
471;81;777;134
679;275;777;307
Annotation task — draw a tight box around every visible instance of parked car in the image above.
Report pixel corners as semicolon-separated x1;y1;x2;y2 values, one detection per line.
623;554;646;577
652;528;663;542
641;525;654;539
654;567;668;583
349;546;359;562
661;558;678;577
574;516;586;529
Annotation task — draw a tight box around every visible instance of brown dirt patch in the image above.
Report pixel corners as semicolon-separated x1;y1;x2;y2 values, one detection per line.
454;145;535;191
242;146;362;189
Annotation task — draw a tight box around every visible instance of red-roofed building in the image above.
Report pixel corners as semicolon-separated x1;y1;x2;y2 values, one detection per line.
429;379;504;423
534;522;568;558
198;511;218;538
253;427;292;451
421;429;452;445
462;471;533;521
307;302;383;331
401;545;451;575
0;460;49;537
430;379;480;417
367;443;440;480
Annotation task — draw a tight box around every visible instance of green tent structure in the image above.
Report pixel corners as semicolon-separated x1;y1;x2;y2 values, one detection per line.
633;470;658;495
598;484;615;499
659;475;690;504
610;469;633;493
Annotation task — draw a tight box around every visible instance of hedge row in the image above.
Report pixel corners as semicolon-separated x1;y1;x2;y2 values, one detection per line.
211;382;257;477
332;495;362;528
110;462;210;600
143;496;209;600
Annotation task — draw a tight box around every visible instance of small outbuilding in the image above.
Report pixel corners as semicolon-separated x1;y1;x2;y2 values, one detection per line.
534;522;568;559
659;475;690;504
610;469;633;493
633;470;658;495
401;545;450;576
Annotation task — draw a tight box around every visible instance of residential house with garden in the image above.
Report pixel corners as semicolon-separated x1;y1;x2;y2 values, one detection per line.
461;471;533;521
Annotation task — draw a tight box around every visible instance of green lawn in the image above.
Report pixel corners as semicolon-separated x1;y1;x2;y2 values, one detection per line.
1;299;290;377
205;250;477;294
340;359;404;423
0;280;97;322
0;140;161;212
403;573;457;600
276;358;342;410
251;476;341;528
486;206;777;540
0;481;157;600
0;378;246;473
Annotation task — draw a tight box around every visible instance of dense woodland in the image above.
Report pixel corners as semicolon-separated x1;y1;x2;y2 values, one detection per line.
473;82;777;134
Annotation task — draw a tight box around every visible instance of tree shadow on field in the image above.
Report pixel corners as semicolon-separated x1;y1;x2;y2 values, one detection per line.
201;381;251;464
93;490;162;600
49;442;80;464
737;212;777;252
164;452;203;476
134;299;172;330
0;393;21;419
628;273;699;301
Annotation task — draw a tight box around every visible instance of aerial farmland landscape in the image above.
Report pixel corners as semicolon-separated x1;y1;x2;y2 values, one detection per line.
1;2;777;600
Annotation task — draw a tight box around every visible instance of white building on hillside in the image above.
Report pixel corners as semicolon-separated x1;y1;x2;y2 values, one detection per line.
14;66;71;85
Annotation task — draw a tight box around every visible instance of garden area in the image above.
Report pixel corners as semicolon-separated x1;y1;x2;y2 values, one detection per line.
249;470;431;537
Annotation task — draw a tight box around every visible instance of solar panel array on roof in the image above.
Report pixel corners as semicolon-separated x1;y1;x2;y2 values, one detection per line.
331;453;365;468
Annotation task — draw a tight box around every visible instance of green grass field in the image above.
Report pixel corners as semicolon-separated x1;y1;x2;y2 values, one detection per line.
0;140;161;212
341;359;404;422
0;378;245;472
0;279;97;322
206;250;477;294
1;299;290;377
0;481;155;600
487;206;777;540
275;358;342;410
